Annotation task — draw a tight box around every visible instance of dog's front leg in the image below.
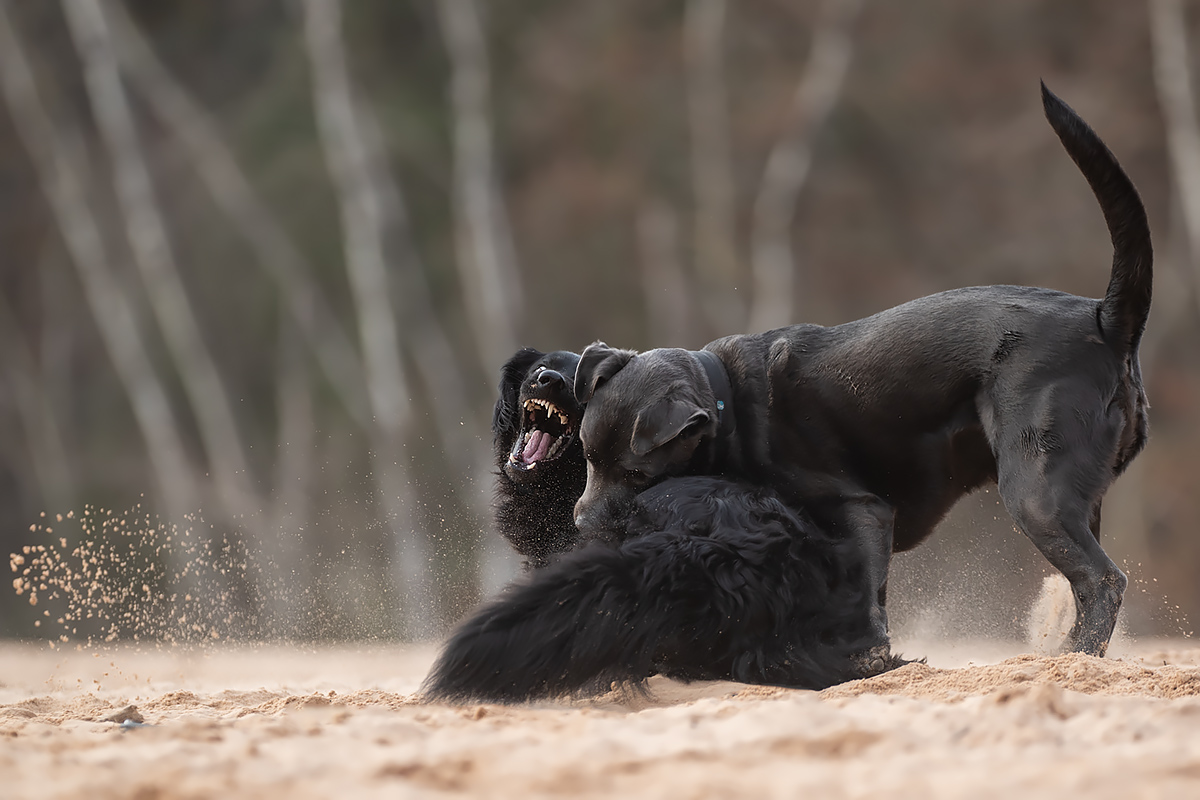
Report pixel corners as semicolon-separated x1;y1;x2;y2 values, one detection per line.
853;496;896;643
820;492;896;649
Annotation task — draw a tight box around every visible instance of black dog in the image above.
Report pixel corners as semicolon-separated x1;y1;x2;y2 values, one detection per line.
492;348;586;568
571;84;1151;657
424;476;897;703
422;348;902;703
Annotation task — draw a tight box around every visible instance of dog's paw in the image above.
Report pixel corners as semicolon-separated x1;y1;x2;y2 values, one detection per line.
851;644;909;678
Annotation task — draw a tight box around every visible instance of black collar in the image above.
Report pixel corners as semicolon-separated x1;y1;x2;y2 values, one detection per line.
691;349;736;440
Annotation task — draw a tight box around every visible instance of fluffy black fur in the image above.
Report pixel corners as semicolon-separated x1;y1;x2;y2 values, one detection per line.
424;477;898;703
571;84;1152;657
491;348;586;568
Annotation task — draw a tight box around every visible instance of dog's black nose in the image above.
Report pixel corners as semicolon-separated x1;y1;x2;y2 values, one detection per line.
535;369;565;389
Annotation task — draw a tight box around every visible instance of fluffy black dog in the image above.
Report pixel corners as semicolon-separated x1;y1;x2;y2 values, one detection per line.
491;348;586;568
424;476;893;703
571;84;1151;657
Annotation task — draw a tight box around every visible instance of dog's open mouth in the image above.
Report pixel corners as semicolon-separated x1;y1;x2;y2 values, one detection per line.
508;398;576;470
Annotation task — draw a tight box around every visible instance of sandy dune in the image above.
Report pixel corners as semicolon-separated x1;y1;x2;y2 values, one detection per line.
3;638;1200;799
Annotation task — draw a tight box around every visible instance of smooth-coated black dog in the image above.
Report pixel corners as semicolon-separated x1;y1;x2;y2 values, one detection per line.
571;84;1151;657
424;476;894;703
422;348;901;703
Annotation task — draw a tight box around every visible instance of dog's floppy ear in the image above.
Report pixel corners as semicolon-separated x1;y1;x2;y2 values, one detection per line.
493;347;544;438
574;341;635;403
630;400;714;456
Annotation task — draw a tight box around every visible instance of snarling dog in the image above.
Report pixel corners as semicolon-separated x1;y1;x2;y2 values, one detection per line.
571;84;1151;657
424;476;900;703
431;347;902;702
492;348;587;568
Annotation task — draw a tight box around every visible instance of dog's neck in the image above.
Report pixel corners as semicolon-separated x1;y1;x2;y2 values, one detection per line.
691;349;736;441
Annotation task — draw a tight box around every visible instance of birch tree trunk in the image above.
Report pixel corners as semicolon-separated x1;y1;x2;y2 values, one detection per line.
638;199;693;347
1150;0;1200;310
0;0;196;524
436;0;523;372
357;100;488;485
102;0;371;431
748;0;863;334
685;0;741;335
359;105;499;599
301;0;432;637
62;0;259;527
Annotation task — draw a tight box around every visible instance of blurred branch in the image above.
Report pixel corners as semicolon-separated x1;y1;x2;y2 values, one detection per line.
0;0;196;521
436;0;523;370
685;0;740;335
301;0;432;636
638;199;693;347
102;0;371;431
62;0;258;522
1149;0;1200;311
748;0;863;333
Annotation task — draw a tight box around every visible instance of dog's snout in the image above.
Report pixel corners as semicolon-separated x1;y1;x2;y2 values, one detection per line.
535;369;565;389
575;482;637;534
574;494;610;533
573;500;596;532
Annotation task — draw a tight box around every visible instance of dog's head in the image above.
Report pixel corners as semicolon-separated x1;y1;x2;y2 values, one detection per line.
572;341;719;533
493;348;584;483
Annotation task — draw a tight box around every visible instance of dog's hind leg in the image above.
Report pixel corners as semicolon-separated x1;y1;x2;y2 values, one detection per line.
994;424;1127;656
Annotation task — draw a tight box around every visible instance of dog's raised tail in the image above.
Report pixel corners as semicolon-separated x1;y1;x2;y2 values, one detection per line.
1041;82;1152;350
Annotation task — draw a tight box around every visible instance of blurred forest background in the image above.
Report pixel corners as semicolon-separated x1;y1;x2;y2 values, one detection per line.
1;0;1199;643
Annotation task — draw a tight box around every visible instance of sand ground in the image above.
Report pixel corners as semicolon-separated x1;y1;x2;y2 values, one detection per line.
3;636;1200;799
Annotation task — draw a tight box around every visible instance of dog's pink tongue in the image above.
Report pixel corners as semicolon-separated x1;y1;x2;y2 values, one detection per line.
522;430;551;463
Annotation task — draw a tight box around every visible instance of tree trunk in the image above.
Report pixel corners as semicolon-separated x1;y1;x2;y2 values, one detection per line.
685;0;741;335
0;0;196;524
301;0;432;638
1150;0;1200;312
748;0;863;334
62;0;259;527
436;0;523;372
103;0;372;431
638;199;693;347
